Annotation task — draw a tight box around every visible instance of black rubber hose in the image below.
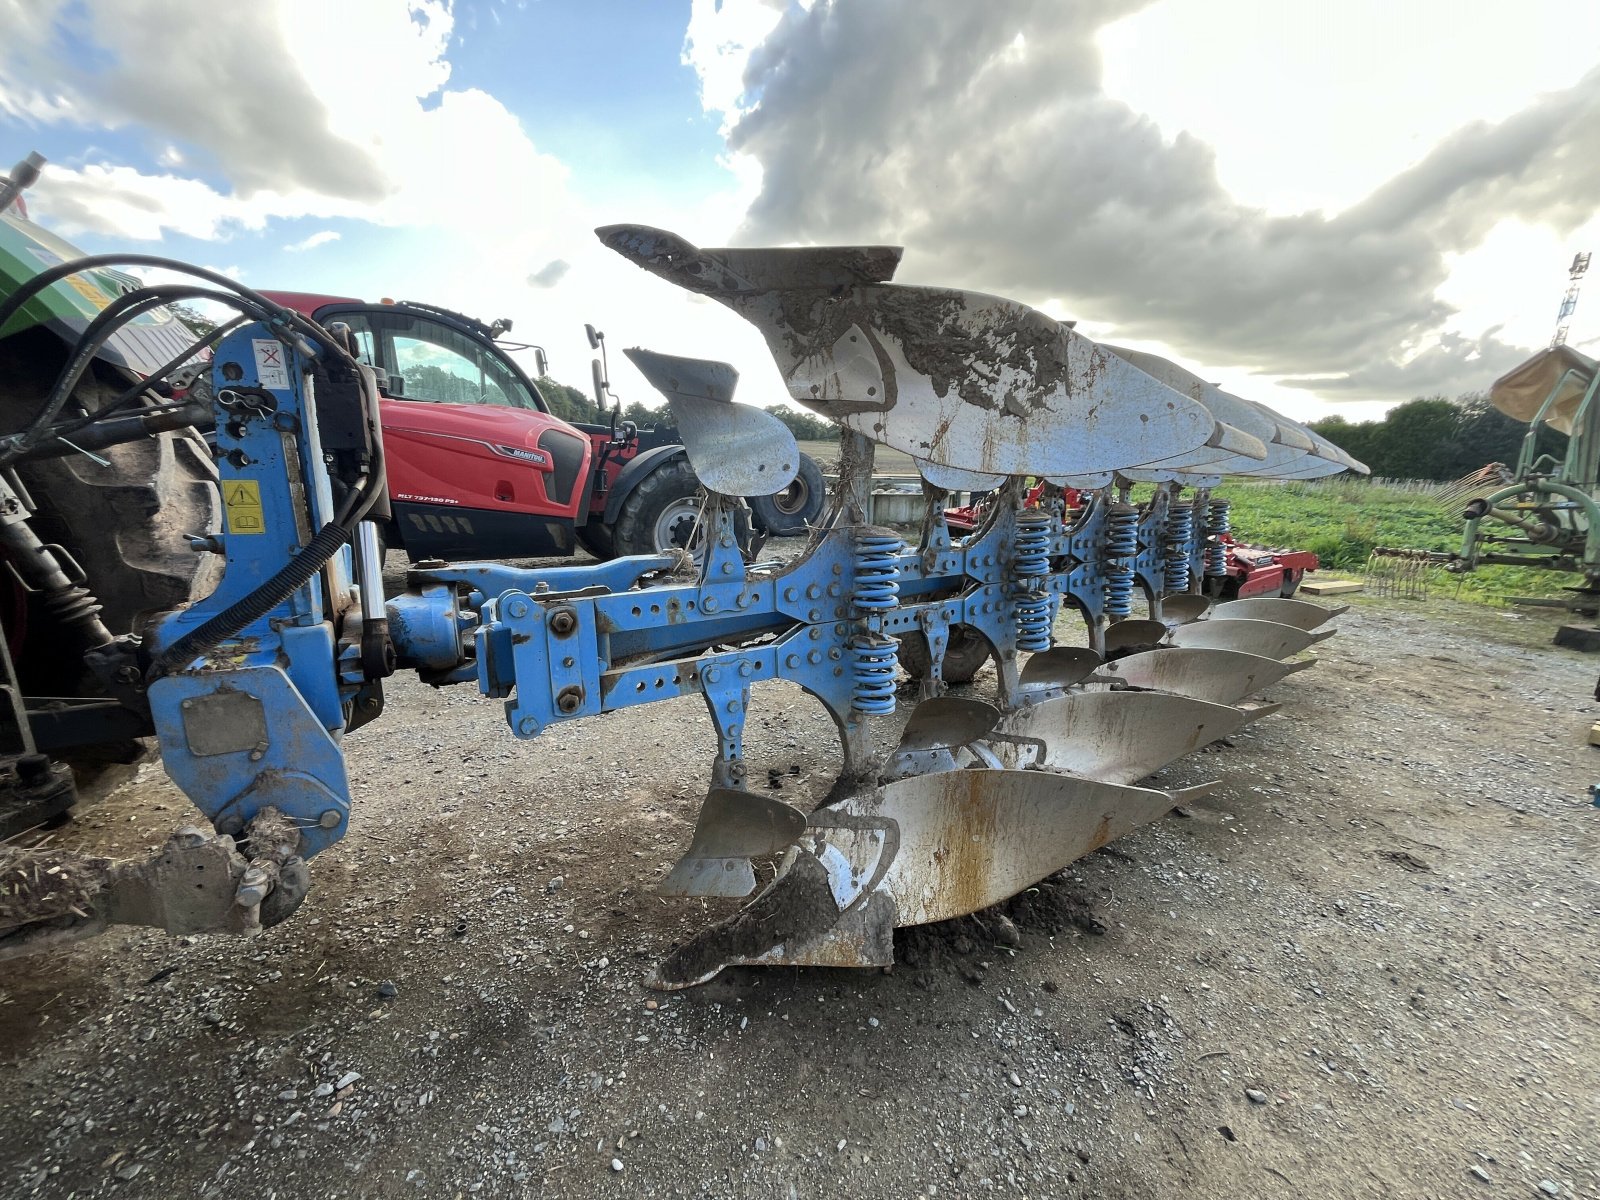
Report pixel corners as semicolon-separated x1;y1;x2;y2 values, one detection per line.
0;254;305;352
149;518;353;678
1;286;269;464
43;315;249;445
1;255;387;672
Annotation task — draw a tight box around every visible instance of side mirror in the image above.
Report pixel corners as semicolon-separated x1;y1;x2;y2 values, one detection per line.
534;347;548;378
591;358;608;411
387;373;405;397
584;323;601;350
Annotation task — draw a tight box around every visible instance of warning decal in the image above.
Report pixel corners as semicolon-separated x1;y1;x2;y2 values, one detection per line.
224;480;266;535
64;275;111;311
252;339;289;389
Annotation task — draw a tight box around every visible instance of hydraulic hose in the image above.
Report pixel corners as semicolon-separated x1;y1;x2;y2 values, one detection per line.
1;286;271;465
42;315;249;446
149;481;368;678
1;254;387;675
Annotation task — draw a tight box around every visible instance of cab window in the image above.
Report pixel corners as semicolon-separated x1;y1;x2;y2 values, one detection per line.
332;310;539;410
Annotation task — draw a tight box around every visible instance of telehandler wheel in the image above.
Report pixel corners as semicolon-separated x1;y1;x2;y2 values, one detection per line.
749;451;825;537
575;518;616;560
897;623;992;685
611;455;704;558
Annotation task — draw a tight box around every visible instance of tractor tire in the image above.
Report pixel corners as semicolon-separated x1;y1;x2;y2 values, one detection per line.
1;331;222;701
748;451;825;537
610;455;704;558
897;623;992;685
575;518;616;561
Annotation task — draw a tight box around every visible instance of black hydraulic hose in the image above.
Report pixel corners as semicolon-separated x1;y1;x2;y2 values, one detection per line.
148;480;370;678
43;315;249;446
1;286;271;464
0;254;315;355
150;521;352;678
0;254;389;673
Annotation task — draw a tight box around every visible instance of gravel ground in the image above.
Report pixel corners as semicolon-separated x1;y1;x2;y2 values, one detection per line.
2;580;1597;1199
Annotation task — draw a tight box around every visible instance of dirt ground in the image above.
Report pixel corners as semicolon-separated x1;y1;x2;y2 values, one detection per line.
2;583;1598;1199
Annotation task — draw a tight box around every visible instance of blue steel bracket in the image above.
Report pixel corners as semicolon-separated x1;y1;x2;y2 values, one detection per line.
148;667;352;858
409;554;678;612
145;325;360;861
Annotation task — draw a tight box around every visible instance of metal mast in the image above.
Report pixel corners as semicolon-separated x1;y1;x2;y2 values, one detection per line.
1552;250;1592;349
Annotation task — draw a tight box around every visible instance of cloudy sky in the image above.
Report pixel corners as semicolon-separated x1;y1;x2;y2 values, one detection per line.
3;0;1599;421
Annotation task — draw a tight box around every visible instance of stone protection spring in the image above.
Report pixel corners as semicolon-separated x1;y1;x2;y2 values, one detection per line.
1165;501;1194;593
1013;511;1053;651
1205;498;1232;577
851;531;902;614
1103;503;1138;619
850;633;900;714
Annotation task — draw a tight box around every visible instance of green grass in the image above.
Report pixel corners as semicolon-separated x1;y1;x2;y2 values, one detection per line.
1215;478;1571;605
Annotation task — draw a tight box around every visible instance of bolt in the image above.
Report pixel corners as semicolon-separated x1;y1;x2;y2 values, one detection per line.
318;809;342;829
516;715;540;737
555;686;583;714
548;607;578;637
113;665;140;684
16;754;51;785
737;661;753;679
505;597;531;619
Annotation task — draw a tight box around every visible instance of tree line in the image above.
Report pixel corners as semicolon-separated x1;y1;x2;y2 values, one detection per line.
1308;394;1566;481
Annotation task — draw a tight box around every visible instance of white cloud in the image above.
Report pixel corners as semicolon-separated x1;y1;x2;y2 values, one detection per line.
285;230;341;253
1099;0;1600;219
682;0;790;130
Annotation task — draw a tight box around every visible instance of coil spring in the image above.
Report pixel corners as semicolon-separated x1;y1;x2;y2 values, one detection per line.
852;531;902;613
1013;511;1050;577
1015;593;1052;652
1103;503;1138;619
850;633;899;714
1205;498;1232;577
1165;501;1194;592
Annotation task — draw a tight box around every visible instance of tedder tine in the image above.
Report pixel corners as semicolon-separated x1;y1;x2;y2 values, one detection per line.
659;788;809;899
1171;618;1333;661
652;771;1215;988
623;348;800;497
1111;646;1317;705
883;697;1001;780
1210;596;1349;629
1159;594;1213;625
597;225;1222;478
1103;618;1170;656
991;691;1277;783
